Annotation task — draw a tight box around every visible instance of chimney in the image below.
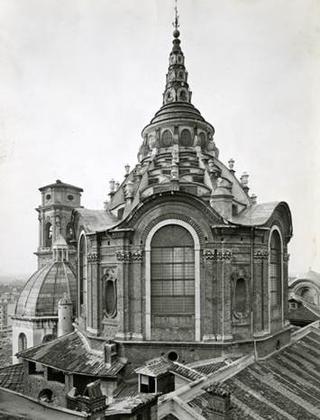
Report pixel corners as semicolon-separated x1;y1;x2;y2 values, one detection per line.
104;341;117;368
205;383;232;420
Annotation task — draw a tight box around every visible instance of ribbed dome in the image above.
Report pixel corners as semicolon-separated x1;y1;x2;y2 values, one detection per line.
148;102;212;127
15;261;76;317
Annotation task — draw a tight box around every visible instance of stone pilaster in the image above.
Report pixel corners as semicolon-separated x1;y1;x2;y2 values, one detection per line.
87;250;100;333
253;249;269;335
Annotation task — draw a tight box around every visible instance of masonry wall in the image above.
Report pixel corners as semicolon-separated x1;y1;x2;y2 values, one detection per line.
78;193;291;364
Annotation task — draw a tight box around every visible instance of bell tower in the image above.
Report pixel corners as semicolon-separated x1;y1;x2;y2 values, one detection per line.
35;179;83;269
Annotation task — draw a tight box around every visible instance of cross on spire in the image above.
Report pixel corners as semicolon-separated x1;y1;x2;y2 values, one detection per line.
173;0;179;30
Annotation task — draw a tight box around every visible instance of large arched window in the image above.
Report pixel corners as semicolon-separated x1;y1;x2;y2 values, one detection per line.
18;333;27;352
269;229;282;310
79;234;87;316
45;222;52;247
151;225;195;318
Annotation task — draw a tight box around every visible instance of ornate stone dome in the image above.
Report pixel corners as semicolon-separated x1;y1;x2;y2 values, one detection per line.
15;238;77;318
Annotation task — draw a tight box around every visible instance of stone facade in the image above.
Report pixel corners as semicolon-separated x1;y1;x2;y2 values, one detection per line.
69;26;293;365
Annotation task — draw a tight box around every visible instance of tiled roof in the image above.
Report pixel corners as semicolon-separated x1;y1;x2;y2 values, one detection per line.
289;304;320;324
226;329;320;419
169;362;204;382
189;356;241;376
113;382;140;398
183;327;320;419
75;208;118;233
0;364;24;393
14;261;76;317
17;331;126;377
135;357;171;377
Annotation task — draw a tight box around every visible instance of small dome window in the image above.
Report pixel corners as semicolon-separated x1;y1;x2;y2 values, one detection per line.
46;194;51;200
180;129;192;147
67;194;74;201
179;90;187;101
199;132;206;146
161;130;173;147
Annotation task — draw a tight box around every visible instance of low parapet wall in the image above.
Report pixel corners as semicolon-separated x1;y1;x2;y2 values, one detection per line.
0;387;88;420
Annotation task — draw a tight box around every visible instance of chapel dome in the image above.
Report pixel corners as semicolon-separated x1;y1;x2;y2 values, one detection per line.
15;261;76;318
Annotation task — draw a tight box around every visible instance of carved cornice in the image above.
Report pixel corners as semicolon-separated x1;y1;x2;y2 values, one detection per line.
203;249;232;261
116;250;143;262
254;250;269;260
87;252;100;263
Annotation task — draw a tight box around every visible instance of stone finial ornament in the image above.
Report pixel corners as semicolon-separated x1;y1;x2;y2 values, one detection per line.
125;164;130;177
228;158;235;171
109;179;115;194
240;172;249;186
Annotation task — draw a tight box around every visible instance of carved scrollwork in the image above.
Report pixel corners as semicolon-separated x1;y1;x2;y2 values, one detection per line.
283;253;290;262
254;250;269;260
203;249;232;261
116;250;143;262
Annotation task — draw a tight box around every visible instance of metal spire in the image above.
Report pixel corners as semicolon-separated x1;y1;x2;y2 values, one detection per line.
173;0;180;30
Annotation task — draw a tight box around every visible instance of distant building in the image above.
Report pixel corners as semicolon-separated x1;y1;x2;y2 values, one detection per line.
288;269;320;326
11;181;79;361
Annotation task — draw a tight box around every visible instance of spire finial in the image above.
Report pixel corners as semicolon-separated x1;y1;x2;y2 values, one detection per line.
173;0;179;31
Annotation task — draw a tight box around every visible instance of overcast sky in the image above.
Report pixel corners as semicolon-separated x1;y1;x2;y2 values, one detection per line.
0;0;319;277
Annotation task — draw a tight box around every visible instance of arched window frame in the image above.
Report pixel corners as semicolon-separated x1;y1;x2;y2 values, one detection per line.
268;226;284;329
180;128;193;147
45;222;53;248
161;129;173;148
231;269;249;322
78;232;88;319
66;222;74;243
18;332;27;352
145;219;201;341
102;267;117;319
